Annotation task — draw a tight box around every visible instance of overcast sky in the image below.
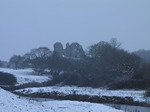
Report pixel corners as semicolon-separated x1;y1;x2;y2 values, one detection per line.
0;0;150;61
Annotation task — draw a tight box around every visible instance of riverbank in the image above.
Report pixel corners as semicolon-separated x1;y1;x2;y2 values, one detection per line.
13;86;150;107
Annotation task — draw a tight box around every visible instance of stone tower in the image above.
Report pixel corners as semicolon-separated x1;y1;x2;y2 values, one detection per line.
53;42;85;59
53;42;65;57
66;42;85;59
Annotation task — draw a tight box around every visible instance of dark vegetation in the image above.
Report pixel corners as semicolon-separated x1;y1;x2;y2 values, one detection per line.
145;89;150;97
13;91;150;107
0;72;17;85
3;38;150;89
0;60;8;68
109;80;150;90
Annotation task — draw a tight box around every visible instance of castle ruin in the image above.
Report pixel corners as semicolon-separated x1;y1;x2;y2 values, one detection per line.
53;42;85;59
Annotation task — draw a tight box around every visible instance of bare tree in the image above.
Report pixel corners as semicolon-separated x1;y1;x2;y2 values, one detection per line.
23;47;52;75
9;55;23;69
110;38;121;49
25;47;52;59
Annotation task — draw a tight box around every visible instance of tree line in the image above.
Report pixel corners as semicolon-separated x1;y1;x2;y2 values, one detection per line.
3;38;150;88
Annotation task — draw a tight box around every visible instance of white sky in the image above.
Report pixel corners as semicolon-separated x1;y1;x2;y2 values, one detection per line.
0;0;150;61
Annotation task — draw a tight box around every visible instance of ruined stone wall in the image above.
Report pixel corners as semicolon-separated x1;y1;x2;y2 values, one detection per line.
53;42;85;59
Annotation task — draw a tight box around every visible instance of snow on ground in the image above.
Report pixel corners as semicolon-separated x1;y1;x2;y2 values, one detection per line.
15;86;150;103
0;68;50;85
0;88;123;112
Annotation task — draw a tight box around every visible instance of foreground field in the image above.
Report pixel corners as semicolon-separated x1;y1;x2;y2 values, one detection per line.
0;68;150;112
0;88;123;112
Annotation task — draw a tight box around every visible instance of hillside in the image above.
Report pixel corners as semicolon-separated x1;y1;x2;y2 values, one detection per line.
133;49;150;64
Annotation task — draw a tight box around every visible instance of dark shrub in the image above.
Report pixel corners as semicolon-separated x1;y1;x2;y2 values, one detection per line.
109;80;149;90
0;72;17;85
145;89;150;97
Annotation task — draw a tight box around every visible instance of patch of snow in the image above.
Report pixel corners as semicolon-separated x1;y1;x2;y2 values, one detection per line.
0;88;123;112
0;68;50;85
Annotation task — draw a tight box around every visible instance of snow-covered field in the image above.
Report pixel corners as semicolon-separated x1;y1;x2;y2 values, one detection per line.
15;86;150;103
0;88;123;112
0;68;150;112
0;68;50;85
1;68;149;103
